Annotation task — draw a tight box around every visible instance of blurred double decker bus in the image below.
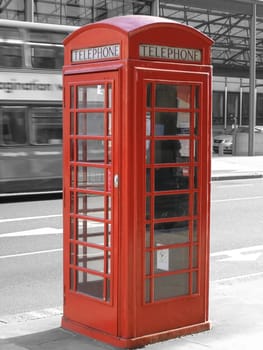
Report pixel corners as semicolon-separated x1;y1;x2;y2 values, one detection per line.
0;19;76;195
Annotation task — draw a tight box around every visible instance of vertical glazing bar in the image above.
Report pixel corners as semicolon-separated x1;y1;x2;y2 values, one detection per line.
151;0;160;16
249;2;257;156
25;0;34;22
224;80;228;130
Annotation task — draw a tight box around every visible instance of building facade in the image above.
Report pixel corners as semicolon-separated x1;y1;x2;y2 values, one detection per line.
1;0;263;139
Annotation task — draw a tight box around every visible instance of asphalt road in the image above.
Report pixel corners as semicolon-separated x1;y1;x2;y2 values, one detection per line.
0;178;263;320
0;198;63;316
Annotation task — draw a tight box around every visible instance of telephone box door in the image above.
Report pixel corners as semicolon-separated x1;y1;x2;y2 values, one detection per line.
136;68;211;335
63;71;119;335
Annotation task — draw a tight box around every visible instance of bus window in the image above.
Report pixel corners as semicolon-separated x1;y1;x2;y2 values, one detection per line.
0;26;21;40
0;26;23;68
28;30;68;45
28;29;67;69
30;45;64;69
1;110;27;145
31;108;62;145
0;43;23;67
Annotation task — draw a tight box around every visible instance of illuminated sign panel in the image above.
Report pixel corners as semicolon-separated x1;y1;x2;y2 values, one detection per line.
0;72;62;100
71;43;202;63
72;44;120;62
139;44;202;62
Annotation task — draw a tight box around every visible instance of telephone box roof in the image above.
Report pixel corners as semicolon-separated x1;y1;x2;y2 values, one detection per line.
64;15;213;46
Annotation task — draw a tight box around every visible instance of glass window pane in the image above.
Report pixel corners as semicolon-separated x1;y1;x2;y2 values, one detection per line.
155;112;190;136
70;86;74;109
192;245;198;268
145;224;151;247
70;140;74;162
146;140;151;163
146;83;152;107
76;193;107;219
146;168;151;192
107;113;112;136
212;91;224;127
70;217;75;239
194;167;198;188
155;247;189;272
77;166;104;190
179;139;190;160
70;243;75;264
193;220;198;242
70;269;75;290
194;86;200;108
77;85;105;108
192;271;198;294
145;251;151;275
107;84;112;108
107;141;112;164
194;112;199;135
76;271;104;299
31;46;63;69
77;140;104;162
0;26;22;40
194;140;198;161
28;30;67;44
154;273;189;300
77;112;104;136
146;196;151;220
146;112;151;135
155;167;189;191
194;193;198;216
70;192;74;213
155;194;189;219
156;84;191;108
156;84;177;107
1;109;27;145
0;43;22;67
242;92;249;125
155;140;186;163
31;108;62;144
227;92;239;126
77;245;105;272
70;112;74;134
154;221;189;245
145;278;151;303
76;218;106;244
177;86;191;108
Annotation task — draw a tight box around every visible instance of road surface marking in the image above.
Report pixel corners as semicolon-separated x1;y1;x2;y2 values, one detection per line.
213;271;263;283
0;307;62;324
0;307;62;339
0;227;62;237
1;244;262;262
215;184;253;188
212;195;263;203
0;222;103;238
0;214;62;223
0;248;62;259
211;245;263;262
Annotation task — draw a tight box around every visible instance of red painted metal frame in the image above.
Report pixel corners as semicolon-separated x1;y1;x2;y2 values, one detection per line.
63;71;120;336
133;66;212;337
62;15;213;348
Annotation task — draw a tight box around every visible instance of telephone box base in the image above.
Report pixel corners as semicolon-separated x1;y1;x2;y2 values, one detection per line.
62;317;211;349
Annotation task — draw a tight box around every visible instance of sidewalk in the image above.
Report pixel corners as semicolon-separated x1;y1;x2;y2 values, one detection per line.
1;155;263;350
1;272;263;350
211;154;263;180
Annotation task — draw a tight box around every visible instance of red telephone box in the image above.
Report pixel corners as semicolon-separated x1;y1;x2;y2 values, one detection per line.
62;15;213;348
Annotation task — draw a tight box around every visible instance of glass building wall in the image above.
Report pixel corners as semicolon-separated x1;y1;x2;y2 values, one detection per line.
0;1;152;25
1;0;263;132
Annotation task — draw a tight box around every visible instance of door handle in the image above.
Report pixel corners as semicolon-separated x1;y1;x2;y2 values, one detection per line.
114;174;119;188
